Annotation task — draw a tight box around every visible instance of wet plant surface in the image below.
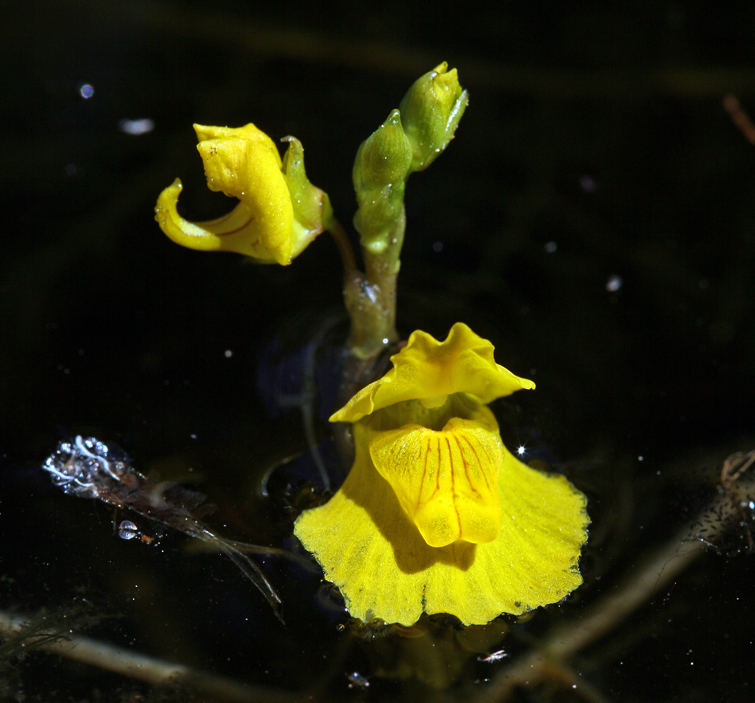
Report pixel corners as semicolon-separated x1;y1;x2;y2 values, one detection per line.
2;2;755;701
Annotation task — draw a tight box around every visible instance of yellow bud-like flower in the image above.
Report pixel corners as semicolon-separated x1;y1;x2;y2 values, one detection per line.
155;123;332;265
399;62;469;172
295;323;589;626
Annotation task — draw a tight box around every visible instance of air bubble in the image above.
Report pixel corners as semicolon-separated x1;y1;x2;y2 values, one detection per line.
118;520;139;540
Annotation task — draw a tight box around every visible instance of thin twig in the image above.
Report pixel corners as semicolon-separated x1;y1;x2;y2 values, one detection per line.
0;610;298;703
328;218;358;273
723;94;755;145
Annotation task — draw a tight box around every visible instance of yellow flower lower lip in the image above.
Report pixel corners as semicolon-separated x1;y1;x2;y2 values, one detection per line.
201;210;254;234
294;423;589;626
155;180;284;260
367;412;504;548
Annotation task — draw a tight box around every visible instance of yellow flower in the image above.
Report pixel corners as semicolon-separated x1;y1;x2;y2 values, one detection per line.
294;323;589;626
155;124;332;265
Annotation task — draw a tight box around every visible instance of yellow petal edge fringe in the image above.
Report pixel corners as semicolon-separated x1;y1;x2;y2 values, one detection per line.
155;123;331;265
294;323;589;626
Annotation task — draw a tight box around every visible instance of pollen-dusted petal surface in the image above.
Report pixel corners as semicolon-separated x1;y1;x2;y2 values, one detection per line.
196;134;294;264
193;123;283;168
330;323;535;424
294;423;589;626
367;411;503;547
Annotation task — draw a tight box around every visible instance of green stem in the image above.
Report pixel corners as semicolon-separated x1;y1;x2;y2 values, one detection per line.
342;208;405;360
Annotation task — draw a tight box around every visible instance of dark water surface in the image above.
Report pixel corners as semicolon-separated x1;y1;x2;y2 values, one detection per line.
2;2;755;701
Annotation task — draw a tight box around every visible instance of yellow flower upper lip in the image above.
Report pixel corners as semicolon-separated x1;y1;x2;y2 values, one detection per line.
329;322;535;424
155;123;331;265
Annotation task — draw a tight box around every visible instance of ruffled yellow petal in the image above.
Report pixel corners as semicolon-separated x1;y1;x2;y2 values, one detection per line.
294;423;588;626
330;323;535;423
367;407;503;547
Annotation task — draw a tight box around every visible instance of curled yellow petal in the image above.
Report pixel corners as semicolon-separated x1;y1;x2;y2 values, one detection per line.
294;422;588;626
367;409;503;547
196;135;293;263
330;323;534;424
154;178;291;263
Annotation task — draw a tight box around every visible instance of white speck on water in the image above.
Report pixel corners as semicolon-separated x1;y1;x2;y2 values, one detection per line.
118;118;154;135
606;274;623;292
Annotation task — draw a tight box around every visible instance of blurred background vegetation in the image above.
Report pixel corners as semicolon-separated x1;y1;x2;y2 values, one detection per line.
1;1;754;701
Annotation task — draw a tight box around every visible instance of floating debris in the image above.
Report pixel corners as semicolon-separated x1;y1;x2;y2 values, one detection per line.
346;671;370;689
43;436;288;621
478;649;508;663
117;520;139;540
688;449;755;556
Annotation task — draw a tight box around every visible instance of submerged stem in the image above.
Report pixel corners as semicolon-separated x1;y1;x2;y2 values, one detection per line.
0;610;296;703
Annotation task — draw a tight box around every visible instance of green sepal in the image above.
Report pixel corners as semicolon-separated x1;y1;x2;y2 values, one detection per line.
281;136;334;232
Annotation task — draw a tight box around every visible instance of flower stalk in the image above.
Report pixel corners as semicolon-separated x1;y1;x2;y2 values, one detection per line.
342;64;467;359
342;209;405;359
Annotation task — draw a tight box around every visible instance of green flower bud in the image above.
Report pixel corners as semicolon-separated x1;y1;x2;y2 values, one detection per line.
357;109;413;189
353;110;412;249
399;62;468;172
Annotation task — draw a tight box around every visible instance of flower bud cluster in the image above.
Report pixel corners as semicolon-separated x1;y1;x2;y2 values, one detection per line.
352;63;468;251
